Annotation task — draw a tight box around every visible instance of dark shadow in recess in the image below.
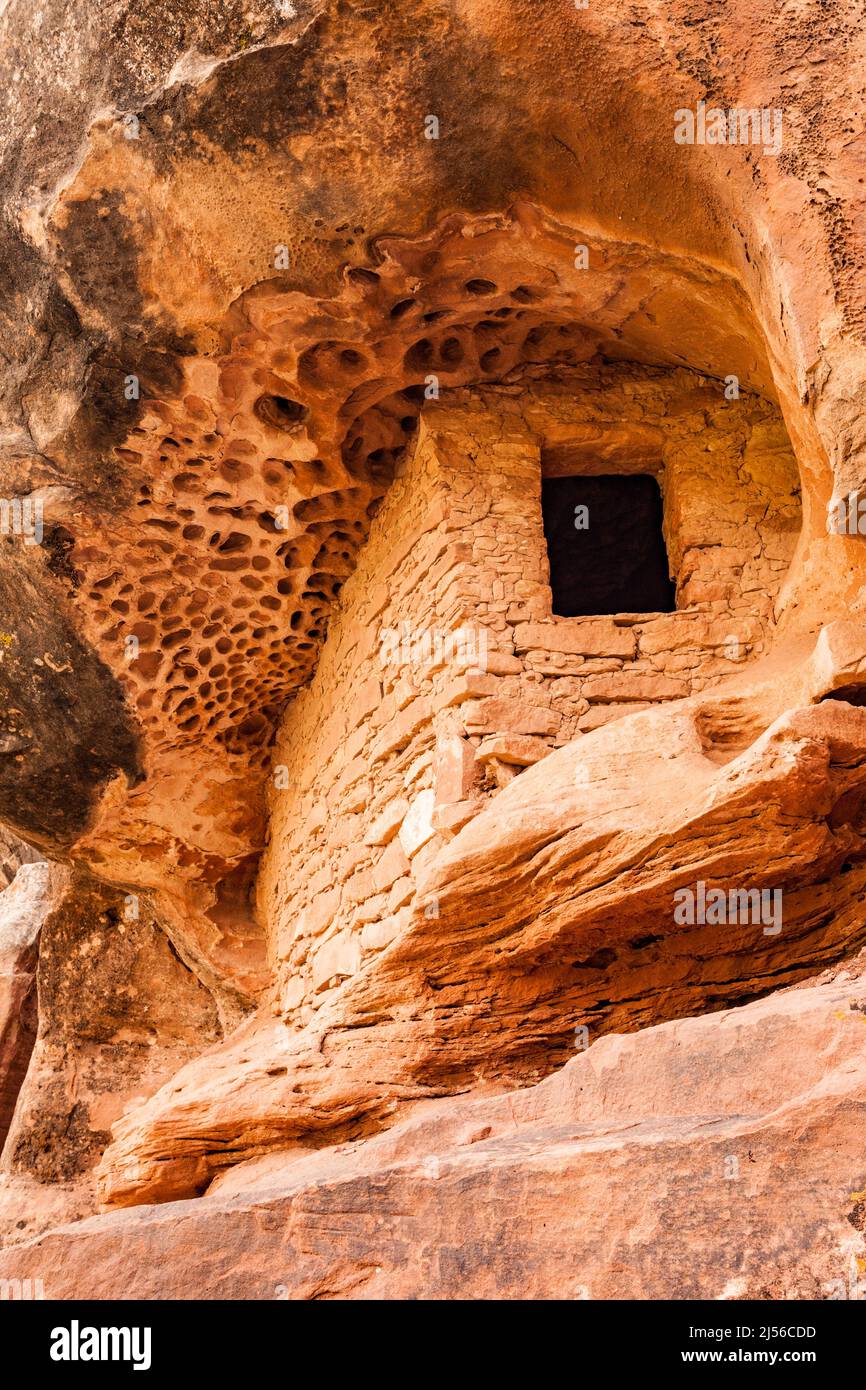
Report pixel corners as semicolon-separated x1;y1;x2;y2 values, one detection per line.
542;473;676;617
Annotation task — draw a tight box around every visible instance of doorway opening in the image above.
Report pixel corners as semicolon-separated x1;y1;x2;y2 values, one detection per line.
541;473;676;617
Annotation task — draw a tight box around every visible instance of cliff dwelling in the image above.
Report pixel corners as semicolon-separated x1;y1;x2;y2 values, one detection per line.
1;0;866;1318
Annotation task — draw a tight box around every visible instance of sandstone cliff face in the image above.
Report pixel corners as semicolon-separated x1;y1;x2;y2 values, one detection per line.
8;950;866;1300
0;0;865;1298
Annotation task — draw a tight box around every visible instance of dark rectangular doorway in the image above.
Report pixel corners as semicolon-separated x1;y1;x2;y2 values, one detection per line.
541;473;676;617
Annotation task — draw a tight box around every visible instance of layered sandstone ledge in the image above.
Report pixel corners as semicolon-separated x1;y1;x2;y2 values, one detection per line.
0;0;865;1298
3;951;866;1300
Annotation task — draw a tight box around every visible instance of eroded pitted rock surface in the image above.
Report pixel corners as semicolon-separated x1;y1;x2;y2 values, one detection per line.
1;0;866;1296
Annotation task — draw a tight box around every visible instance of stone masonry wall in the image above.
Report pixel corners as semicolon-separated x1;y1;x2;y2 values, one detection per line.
259;363;801;1025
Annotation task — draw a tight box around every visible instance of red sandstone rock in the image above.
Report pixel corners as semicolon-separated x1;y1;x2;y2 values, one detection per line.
0;864;50;1152
474;733;550;766
3;954;866;1299
0;0;865;1301
89;659;866;1211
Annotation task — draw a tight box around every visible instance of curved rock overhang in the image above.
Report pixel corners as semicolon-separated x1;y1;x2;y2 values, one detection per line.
0;5;864;1049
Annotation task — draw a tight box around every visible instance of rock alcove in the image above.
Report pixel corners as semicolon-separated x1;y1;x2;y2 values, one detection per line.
1;0;866;1300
